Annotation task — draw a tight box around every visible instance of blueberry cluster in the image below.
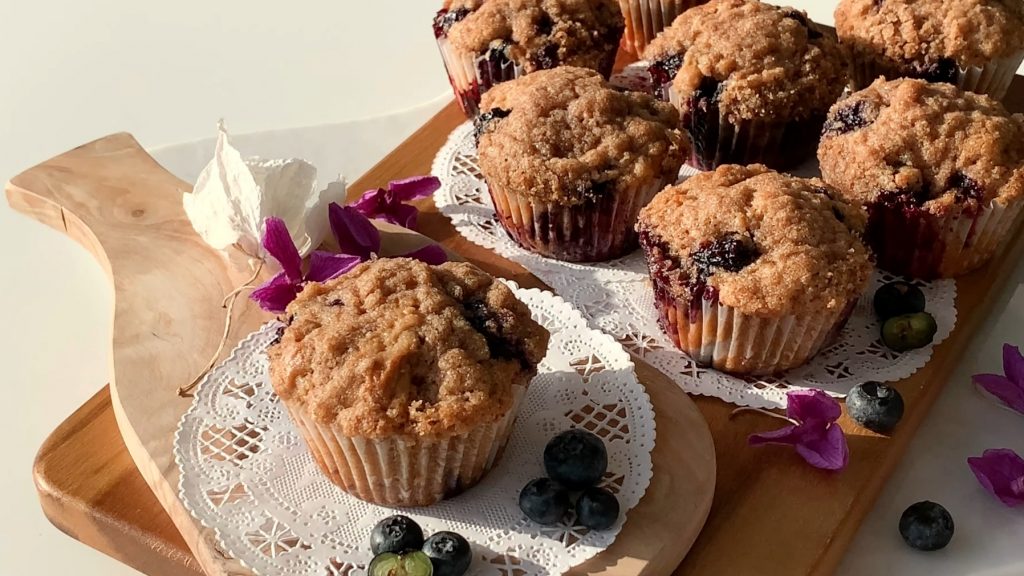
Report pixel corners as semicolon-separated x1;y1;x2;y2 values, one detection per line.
875;281;937;353
519;429;621;531
368;516;472;576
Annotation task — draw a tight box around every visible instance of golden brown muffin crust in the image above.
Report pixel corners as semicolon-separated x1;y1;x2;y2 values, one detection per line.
835;0;1024;69
445;0;624;74
641;0;847;122
818;78;1024;214
637;165;872;315
477;66;685;205
268;258;550;438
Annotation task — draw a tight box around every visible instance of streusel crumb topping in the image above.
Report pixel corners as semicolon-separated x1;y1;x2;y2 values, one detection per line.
269;258;550;438
637;164;872;315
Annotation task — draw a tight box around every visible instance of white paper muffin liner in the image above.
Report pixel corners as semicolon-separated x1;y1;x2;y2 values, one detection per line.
488;179;671;262
868;196;1024;279
666;85;824;170
619;0;703;54
653;286;857;376
436;36;525;117
284;384;527;507
849;50;1024;101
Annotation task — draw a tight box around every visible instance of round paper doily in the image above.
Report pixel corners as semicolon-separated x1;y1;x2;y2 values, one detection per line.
432;121;958;409
175;283;655;576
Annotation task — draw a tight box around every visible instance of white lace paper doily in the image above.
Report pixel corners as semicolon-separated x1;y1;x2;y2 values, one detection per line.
432;121;958;409
175;283;655;576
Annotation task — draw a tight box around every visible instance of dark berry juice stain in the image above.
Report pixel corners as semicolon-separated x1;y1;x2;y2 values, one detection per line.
823;99;873;136
270;326;285;346
648;53;683;93
535;13;554;36
780;9;823;39
477;40;514;92
640;229;759;324
866;187;944;278
473;108;511;144
531;43;560;70
462;299;528;366
947;171;984;204
683;76;725;170
691;233;760;280
913;57;959;85
433;8;470;39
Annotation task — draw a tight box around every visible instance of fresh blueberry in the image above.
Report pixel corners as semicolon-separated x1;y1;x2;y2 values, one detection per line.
422;532;472;576
544;429;608;489
873;281;926;321
899;501;954;551
370;515;425;556
519;477;571;525
575;487;620;531
368;550;434;576
881;312;938;352
847;381;905;434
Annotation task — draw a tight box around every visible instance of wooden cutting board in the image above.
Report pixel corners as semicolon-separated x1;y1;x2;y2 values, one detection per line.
10;130;716;575
20;80;1024;576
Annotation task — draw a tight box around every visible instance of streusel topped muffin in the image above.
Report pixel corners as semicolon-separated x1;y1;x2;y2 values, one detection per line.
835;0;1024;99
636;165;872;374
478;66;683;205
270;258;550;505
819;78;1024;278
641;0;846;169
433;0;624;116
476;66;685;262
271;258;548;437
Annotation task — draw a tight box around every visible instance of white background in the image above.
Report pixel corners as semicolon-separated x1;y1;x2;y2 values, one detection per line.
1;1;1022;575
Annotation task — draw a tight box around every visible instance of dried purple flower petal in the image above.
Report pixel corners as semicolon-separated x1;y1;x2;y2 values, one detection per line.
305;251;362;283
329;203;380;259
250;272;301;314
350;176;440;230
262;217;303;282
748;389;849;471
967;449;1024;507
972;344;1024;415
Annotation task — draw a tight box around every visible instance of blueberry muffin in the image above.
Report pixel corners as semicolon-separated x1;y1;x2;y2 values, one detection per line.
619;0;710;55
641;0;846;170
835;0;1024;101
476;66;685;262
819;78;1024;279
636;165;872;375
433;0;624;117
269;258;550;506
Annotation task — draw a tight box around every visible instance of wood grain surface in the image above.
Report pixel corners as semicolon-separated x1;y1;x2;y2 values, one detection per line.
11;130;716;576
20;73;1024;576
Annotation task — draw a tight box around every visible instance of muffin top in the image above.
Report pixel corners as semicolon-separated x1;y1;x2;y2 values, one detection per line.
476;66;685;205
835;0;1024;69
818;78;1024;215
436;0;623;74
641;0;846;122
268;258;550;438
636;165;872;315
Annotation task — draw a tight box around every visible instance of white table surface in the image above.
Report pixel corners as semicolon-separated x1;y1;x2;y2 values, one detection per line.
1;1;1021;574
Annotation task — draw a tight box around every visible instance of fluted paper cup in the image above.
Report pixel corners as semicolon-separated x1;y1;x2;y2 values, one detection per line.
619;0;705;54
488;179;670;262
285;385;527;507
436;36;525;118
640;236;857;375
866;197;1024;279
667;86;824;170
848;50;1024;101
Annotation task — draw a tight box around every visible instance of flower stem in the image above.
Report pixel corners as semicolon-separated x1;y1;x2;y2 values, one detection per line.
730;406;798;425
178;259;265;398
